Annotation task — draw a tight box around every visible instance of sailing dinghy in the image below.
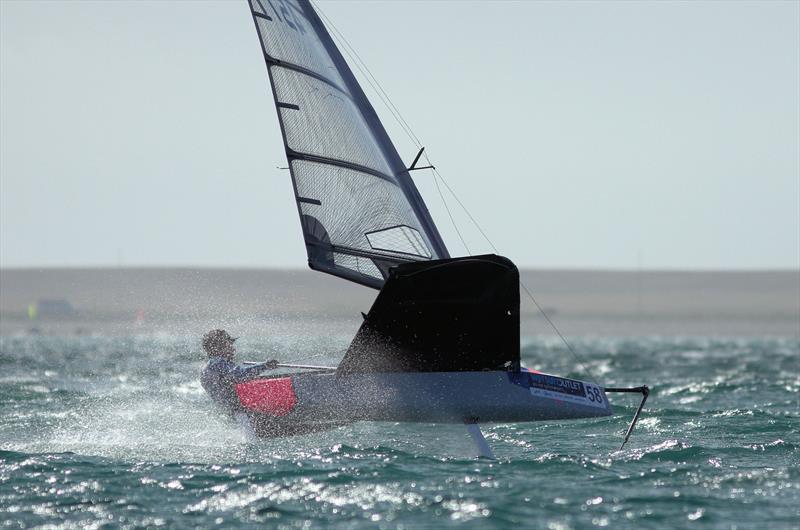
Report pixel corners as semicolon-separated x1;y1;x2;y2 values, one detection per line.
235;0;648;455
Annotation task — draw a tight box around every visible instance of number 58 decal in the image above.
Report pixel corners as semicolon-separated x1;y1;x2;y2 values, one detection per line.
584;384;604;405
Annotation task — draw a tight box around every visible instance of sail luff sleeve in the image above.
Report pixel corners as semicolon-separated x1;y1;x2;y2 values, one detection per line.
248;0;449;289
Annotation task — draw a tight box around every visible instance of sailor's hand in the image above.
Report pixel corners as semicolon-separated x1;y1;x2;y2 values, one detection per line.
263;359;279;369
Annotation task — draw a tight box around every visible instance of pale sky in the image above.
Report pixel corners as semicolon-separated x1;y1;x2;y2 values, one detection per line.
1;0;798;270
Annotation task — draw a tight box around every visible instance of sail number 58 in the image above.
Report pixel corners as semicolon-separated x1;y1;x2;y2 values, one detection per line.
584;384;604;405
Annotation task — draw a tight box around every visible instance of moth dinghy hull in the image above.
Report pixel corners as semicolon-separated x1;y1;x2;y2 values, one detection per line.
235;370;613;438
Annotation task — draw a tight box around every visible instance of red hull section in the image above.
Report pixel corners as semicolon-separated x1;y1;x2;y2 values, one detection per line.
236;377;297;416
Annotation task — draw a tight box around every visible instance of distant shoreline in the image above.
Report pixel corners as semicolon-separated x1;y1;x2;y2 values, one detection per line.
1;268;798;337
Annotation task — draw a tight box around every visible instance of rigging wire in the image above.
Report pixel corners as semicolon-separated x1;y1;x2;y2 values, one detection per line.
285;349;339;364
314;1;469;255
432;171;471;255
433;164;599;385
519;283;599;385
430;166;499;254
313;2;423;150
311;1;599;384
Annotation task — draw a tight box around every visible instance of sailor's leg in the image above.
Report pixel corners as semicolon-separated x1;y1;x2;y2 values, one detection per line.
465;421;495;459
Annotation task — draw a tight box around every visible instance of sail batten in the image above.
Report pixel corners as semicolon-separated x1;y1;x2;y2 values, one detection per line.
264;58;349;96
285;151;397;184
249;0;449;288
307;241;420;262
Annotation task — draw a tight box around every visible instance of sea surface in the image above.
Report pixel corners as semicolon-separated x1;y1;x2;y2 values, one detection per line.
0;333;797;529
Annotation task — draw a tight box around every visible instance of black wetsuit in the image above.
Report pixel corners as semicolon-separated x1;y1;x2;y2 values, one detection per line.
200;357;273;414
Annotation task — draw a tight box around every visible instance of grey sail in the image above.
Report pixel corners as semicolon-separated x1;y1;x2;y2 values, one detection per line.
247;0;449;288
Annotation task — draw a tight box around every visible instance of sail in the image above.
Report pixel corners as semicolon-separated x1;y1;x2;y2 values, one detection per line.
247;0;449;288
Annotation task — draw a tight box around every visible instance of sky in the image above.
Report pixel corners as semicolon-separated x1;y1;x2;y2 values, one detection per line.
1;0;798;270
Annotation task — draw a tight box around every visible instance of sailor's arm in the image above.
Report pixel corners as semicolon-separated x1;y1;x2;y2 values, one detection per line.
230;360;278;382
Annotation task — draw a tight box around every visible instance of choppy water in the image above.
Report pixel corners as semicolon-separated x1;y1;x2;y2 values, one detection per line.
0;333;797;529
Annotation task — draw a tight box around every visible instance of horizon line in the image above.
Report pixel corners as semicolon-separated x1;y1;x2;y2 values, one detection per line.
1;264;798;274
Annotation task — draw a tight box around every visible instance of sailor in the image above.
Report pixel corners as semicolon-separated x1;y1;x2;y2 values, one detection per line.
200;329;278;414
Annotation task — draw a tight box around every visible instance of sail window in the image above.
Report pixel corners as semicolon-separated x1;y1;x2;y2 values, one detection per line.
366;225;431;259
292;160;433;260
